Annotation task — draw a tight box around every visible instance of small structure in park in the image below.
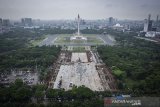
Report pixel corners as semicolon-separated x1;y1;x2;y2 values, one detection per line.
70;14;87;41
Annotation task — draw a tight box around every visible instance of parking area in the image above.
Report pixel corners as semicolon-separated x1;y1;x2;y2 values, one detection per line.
0;71;38;86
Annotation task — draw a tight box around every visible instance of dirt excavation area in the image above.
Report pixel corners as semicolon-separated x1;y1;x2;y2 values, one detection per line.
53;50;117;91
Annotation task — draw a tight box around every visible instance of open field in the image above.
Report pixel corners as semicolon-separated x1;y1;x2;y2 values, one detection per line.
54;34;104;45
37;34;115;46
30;35;47;46
72;46;86;52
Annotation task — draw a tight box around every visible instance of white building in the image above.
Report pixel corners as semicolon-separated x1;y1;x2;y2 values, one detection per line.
143;14;153;32
70;34;87;41
112;23;124;31
145;31;156;37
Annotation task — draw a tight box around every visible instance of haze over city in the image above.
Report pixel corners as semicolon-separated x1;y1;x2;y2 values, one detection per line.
0;0;160;20
0;0;160;107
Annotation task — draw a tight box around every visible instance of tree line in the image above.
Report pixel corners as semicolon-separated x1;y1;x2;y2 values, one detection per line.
0;79;106;107
97;30;160;96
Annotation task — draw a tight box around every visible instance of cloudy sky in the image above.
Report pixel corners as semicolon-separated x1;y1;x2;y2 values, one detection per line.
0;0;160;20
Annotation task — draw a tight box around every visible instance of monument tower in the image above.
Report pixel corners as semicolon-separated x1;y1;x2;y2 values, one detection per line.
70;14;87;41
77;14;80;36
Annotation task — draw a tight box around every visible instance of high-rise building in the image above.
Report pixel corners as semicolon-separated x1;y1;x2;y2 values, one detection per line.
148;21;153;31
144;19;148;32
108;17;114;26
0;18;2;26
148;14;151;21
124;24;130;30
21;18;33;26
21;18;25;25
2;19;10;26
156;15;159;23
143;14;152;32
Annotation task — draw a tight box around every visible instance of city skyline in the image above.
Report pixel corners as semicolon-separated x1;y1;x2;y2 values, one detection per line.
0;0;160;20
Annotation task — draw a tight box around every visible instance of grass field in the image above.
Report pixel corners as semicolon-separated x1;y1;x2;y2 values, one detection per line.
54;34;104;44
34;34;106;46
54;36;69;43
30;35;47;46
72;46;86;52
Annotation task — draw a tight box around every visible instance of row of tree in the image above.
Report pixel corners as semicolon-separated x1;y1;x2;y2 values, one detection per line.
0;28;62;85
97;30;160;96
0;79;104;107
0;46;61;73
0;28;43;53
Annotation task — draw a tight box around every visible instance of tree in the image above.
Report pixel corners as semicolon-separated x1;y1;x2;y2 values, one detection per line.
35;90;44;101
12;86;32;102
71;86;94;100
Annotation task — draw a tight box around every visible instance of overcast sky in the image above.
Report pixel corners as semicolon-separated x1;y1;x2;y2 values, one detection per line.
0;0;160;20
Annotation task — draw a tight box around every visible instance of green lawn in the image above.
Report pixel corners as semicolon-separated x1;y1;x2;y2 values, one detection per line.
72;46;86;52
30;35;46;46
54;36;70;44
54;34;104;44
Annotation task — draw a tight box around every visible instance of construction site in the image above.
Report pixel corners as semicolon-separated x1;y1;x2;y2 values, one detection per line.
49;46;117;91
46;15;117;91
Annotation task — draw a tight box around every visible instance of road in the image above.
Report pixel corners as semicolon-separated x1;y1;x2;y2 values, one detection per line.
98;34;116;46
38;35;59;46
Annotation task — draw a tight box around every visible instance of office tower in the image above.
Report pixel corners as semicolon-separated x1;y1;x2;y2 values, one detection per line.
21;18;33;26
2;19;10;26
0;18;2;26
148;21;152;31
156;15;159;22
124;24;130;30
144;19;148;32
21;18;25;25
108;17;114;26
143;14;152;32
148;14;151;21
